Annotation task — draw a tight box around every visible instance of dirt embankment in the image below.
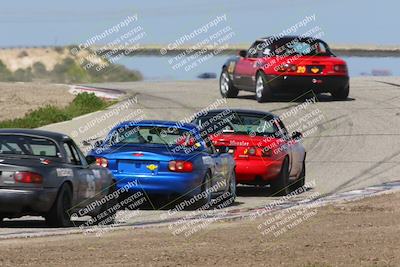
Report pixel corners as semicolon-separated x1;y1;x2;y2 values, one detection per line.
0;47;103;72
0;83;73;121
0;192;399;266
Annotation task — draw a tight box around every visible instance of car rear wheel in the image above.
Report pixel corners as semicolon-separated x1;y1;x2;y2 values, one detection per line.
255;72;273;102
45;183;73;227
220;69;239;98
331;85;349;100
270;157;290;196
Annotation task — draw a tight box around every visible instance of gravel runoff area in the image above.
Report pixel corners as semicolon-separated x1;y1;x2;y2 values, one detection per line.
0;191;399;267
0;82;73;121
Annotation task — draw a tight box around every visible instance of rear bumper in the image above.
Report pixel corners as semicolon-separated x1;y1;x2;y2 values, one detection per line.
113;171;205;197
264;74;349;94
235;158;282;184
0;188;57;215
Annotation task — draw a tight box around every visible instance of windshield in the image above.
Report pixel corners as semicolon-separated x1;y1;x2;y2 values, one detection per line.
196;112;279;137
108;126;200;147
0;135;59;157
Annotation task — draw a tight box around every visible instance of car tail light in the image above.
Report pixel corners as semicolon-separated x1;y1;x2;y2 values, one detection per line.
14;171;43;184
276;63;297;72
96;158;109;168
243;147;257;156
261;147;272;157
334;64;347;73
248;147;256;156
169;160;193;172
244;147;272;157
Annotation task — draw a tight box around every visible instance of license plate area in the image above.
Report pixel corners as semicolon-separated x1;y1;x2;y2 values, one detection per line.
0;171;15;185
118;160;159;175
307;65;324;74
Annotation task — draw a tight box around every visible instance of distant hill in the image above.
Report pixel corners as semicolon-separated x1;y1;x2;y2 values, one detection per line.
0;46;142;83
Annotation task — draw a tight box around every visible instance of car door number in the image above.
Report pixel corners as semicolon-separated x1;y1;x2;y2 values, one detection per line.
85;174;96;198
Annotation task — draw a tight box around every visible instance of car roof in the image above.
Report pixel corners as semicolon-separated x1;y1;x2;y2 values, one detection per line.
114;120;199;131
256;35;324;43
0;129;70;141
195;109;279;119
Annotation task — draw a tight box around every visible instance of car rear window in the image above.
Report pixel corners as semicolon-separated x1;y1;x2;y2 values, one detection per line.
107;126;200;147
0;135;59;157
249;38;332;58
272;39;330;56
194;112;279;137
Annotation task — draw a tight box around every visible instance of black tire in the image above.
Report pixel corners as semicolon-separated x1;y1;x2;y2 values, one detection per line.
219;69;239;98
191;172;212;210
270;157;290;196
45;183;73;227
255;72;273;102
96;183;118;226
290;160;306;191
226;170;237;205
331;85;349;100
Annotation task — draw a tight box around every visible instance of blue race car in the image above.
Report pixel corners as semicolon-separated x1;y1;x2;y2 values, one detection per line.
89;120;236;208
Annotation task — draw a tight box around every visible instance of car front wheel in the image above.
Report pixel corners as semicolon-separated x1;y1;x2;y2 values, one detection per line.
291;160;306;191
96;183;118;226
226;170;237;205
45;183;73;227
191;172;212;210
220;69;239;98
270;157;290;196
255;72;273;102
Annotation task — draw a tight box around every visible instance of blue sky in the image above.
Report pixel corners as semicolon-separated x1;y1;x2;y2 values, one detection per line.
1;0;397;47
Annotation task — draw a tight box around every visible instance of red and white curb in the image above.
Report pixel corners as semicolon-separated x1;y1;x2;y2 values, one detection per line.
69;85;126;100
123;180;400;229
1;181;399;239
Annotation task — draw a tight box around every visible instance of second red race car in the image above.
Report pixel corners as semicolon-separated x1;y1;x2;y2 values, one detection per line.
193;109;306;196
220;35;349;102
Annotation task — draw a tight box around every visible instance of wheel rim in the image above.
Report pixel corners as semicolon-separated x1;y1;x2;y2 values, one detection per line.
220;72;230;94
256;75;264;98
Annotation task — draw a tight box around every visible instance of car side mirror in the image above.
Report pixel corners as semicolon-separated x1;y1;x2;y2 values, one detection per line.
86;155;97;165
82;140;91;146
238;50;247;58
292;131;303;140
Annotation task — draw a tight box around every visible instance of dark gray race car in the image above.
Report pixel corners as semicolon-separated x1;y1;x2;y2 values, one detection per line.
0;129;116;227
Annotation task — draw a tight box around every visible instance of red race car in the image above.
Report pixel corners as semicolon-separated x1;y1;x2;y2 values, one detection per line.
192;109;306;196
220;36;349;102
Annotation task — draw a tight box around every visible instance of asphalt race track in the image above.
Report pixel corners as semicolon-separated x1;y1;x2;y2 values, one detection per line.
1;76;400;238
